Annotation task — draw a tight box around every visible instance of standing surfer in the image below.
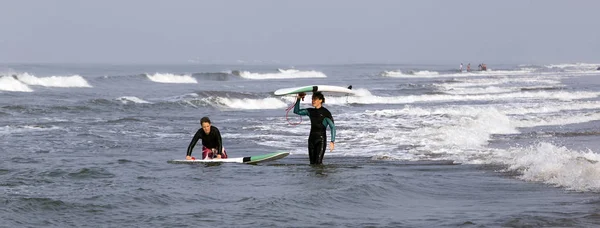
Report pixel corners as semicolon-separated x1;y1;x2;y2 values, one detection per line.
293;92;336;165
186;117;228;160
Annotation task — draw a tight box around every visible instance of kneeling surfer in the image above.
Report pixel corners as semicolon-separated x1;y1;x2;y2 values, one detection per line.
186;117;228;160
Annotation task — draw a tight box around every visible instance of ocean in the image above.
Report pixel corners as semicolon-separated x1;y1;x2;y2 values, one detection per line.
2;62;600;227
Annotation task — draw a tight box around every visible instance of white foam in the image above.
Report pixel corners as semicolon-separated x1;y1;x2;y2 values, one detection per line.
382;70;440;77
384;69;535;78
0;125;60;135
495;142;600;192
498;101;600;115
238;70;326;80
362;102;600;130
308;106;517;161
0;76;33;92
116;96;151;104
16;73;92;87
545;63;600;71
413;108;518;149
440;86;516;95
329;101;600;165
214;97;288;110
442;77;562;88
277;68;300;74
514;112;600;128
146;73;197;84
323;90;600;106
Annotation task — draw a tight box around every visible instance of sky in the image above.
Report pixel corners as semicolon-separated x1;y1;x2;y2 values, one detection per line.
0;0;599;65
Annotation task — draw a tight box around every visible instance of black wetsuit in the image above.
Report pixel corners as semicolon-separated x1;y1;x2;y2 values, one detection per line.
186;126;223;157
293;98;336;165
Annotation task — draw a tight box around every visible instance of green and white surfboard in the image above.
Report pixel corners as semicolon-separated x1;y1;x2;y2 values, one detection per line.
167;152;289;164
274;85;355;96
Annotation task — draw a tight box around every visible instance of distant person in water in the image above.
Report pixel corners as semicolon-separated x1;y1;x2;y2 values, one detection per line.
467;63;471;72
186;117;228;160
294;92;336;165
460;63;463;72
597;66;600;70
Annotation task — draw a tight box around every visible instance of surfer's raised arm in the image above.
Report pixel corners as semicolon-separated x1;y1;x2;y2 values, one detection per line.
293;92;309;116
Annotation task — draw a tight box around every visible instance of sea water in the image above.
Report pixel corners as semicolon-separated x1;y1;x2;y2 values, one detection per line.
2;63;600;227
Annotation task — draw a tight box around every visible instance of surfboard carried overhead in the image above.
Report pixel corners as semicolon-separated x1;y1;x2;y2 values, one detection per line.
274;85;354;96
167;152;289;164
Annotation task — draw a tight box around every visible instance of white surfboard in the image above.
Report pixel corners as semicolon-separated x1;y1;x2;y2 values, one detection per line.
167;152;289;164
274;85;355;96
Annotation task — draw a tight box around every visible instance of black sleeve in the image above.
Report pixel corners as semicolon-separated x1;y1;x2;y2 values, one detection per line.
214;127;223;155
186;129;202;156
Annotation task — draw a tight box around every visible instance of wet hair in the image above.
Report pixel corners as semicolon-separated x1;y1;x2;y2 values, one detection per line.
200;116;211;124
313;92;325;103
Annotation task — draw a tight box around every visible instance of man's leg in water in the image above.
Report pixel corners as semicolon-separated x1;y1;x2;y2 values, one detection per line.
315;135;326;165
308;135;316;164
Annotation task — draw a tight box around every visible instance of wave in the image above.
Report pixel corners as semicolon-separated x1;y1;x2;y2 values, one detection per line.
323;90;600;105
381;70;440;77
145;73;197;84
545;131;600;137
184;90;289;110
108;89;597;110
15;73;92;88
354;106;518;153
437;80;565;95
0;75;33;92
191;72;233;81
212;97;288;110
439;86;517;95
116;96;151;104
0;125;61;135
514;112;600;128
468;101;600;116
237;69;327;80
363;100;600;119
329;101;600;164
382;69;539;78
545;63;600;71
495;142;600;192
277;68;300;74
441;77;562;88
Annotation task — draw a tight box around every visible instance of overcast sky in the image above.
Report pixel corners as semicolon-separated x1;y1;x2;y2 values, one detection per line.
0;0;598;65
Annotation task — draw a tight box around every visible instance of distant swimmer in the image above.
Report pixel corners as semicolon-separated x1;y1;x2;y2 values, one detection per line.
460;63;463;72
481;63;487;71
467;63;471;72
597;66;600;70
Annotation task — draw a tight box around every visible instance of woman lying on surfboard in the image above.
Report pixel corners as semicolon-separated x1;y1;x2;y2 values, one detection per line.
186;117;228;160
294;92;336;165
